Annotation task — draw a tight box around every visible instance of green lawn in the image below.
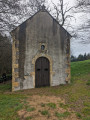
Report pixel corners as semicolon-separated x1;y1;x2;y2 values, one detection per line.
0;60;90;120
71;60;90;81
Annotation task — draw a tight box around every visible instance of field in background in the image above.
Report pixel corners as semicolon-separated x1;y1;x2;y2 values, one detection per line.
0;60;90;120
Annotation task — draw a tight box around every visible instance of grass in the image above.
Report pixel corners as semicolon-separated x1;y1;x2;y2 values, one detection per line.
40;110;49;115
47;103;56;109
59;103;69;109
0;59;90;119
26;116;32;120
0;94;26;120
71;60;90;77
41;103;45;107
26;107;36;112
82;117;90;120
82;107;90;116
0;83;11;92
86;79;90;86
49;60;90;119
76;112;82;119
55;111;71;118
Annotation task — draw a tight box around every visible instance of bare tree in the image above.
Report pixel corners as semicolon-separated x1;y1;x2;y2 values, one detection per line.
0;0;47;33
76;0;90;7
76;0;90;29
0;0;24;32
0;33;12;74
51;0;74;27
20;0;46;23
74;0;90;44
0;0;74;33
75;0;90;14
27;0;46;12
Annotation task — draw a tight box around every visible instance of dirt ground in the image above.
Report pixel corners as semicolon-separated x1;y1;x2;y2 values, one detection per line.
18;95;79;120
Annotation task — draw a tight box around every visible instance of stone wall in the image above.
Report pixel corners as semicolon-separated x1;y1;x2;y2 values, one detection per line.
11;10;71;91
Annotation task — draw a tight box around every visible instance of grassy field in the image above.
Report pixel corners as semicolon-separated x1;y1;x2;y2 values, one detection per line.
0;60;90;120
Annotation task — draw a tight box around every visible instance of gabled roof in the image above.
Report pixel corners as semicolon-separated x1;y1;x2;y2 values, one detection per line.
11;6;71;38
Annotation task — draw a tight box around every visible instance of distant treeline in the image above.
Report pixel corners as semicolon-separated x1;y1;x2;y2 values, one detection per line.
0;33;12;75
71;53;90;62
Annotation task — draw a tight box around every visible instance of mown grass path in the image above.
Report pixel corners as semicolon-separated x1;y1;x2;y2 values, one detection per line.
0;60;90;120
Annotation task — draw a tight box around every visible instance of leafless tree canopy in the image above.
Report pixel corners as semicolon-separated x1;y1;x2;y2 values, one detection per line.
0;33;12;74
0;0;74;33
51;0;74;26
0;0;24;32
76;0;90;27
0;0;47;33
74;0;90;44
28;0;46;12
77;0;90;7
0;0;76;74
76;0;90;13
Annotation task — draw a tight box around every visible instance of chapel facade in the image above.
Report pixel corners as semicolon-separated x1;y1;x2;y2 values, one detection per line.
11;6;71;91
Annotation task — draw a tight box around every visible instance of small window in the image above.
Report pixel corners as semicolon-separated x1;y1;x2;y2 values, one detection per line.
37;69;40;71
41;45;45;50
44;68;48;71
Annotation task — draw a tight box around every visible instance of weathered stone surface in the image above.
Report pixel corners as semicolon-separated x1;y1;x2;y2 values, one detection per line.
11;9;71;91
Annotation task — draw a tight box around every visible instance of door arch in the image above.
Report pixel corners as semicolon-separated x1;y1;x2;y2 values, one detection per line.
35;57;50;87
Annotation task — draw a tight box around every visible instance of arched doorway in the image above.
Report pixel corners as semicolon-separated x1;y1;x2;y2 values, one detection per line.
35;57;50;87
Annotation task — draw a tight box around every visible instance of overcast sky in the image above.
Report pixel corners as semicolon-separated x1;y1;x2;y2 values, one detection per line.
8;0;90;56
49;0;90;56
11;0;90;56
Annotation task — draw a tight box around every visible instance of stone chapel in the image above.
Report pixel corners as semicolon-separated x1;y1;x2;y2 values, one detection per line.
11;6;71;91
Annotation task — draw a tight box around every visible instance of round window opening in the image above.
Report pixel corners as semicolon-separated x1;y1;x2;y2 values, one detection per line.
41;45;45;50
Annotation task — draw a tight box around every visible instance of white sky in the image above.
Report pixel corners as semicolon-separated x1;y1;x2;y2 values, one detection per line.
6;0;89;57
48;0;75;6
13;0;90;56
49;0;90;56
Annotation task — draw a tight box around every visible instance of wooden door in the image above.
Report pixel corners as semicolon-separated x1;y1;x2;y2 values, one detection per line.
35;57;50;87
